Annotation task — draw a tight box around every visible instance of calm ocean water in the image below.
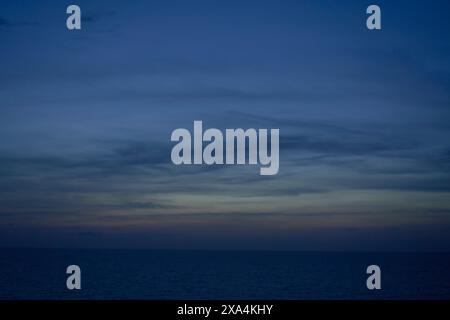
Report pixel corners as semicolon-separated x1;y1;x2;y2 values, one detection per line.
0;249;449;299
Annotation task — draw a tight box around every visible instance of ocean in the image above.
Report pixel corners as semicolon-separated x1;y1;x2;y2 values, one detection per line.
1;249;449;300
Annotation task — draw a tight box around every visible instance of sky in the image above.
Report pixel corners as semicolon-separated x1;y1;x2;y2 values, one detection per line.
0;0;450;250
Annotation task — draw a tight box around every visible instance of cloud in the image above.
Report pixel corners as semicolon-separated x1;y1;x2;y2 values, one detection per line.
280;134;417;156
0;17;10;26
0;16;38;28
82;10;116;24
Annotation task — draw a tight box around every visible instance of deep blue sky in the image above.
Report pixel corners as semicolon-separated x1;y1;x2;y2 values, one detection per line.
1;0;450;250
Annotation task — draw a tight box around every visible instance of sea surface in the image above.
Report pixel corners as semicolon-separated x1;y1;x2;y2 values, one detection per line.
1;249;449;299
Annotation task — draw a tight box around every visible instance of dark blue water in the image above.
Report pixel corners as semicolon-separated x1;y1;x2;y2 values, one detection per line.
1;249;449;299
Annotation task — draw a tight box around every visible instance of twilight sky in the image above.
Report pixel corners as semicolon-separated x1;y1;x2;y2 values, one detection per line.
1;0;450;250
